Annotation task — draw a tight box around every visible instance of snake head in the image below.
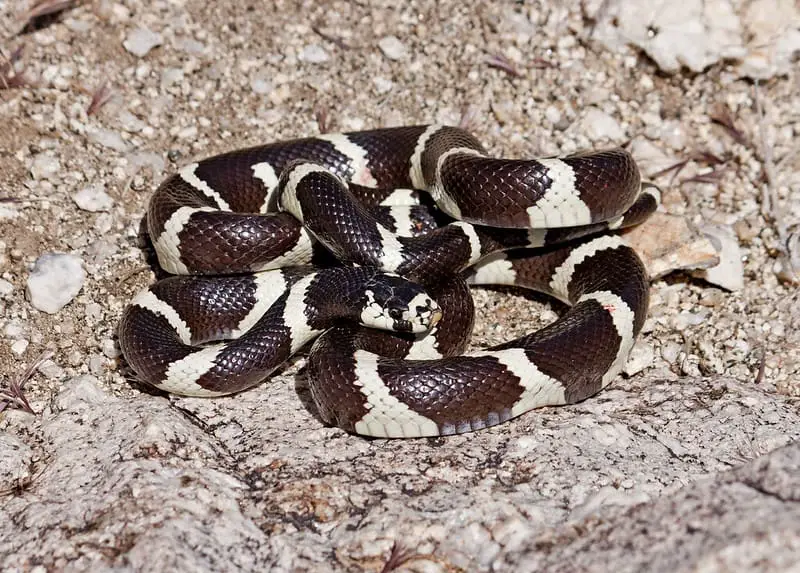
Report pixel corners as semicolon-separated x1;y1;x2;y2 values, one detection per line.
359;273;441;334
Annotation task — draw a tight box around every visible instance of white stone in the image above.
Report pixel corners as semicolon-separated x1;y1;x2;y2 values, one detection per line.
73;185;114;212
123;27;163;57
624;343;654;376
378;36;407;60
582;108;625;142
26;253;86;314
10;339;28;355
590;0;746;73
0;278;13;297
30;153;61;181
372;76;393;94
160;67;184;88
300;44;330;64
250;77;272;95
87;127;129;152
693;224;745;291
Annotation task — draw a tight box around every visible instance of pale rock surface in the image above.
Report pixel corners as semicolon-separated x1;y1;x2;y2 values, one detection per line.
123;27;163;57
73;185;114;212
25;253;86;314
586;0;799;78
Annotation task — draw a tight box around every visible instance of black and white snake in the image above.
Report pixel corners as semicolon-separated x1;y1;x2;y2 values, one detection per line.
119;125;657;438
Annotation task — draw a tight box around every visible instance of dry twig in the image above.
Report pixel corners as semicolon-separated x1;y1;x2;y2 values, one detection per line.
0;349;54;415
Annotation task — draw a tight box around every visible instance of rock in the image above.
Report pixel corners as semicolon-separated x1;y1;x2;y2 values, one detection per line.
26;253;86;314
123;27;163;57
586;0;798;79
0;278;13;297
72;185;114;212
10;339;28;355
624;343;654;376
372;76;393;94
378;35;407;60
581;108;625;142
623;212;720;279
30;153;61;181
739;0;800;79
126;151;165;177
0;434;33;491
587;0;745;72
250;76;272;95
300;44;330;64
86;127;129;152
693;224;745;291
160;67;184;89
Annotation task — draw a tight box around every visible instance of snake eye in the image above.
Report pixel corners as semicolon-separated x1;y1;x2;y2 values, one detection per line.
388;308;403;320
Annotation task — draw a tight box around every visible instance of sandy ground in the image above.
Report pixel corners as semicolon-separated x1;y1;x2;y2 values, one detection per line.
0;1;798;571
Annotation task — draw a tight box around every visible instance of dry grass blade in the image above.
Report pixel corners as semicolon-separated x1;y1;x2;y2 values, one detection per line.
681;168;728;185
710;103;749;146
459;104;480;131
314;104;332;133
87;82;114;116
485;53;522;77
380;542;421;573
649;158;689;181
650;149;730;186
18;0;76;34
0;46;32;90
0;348;54;415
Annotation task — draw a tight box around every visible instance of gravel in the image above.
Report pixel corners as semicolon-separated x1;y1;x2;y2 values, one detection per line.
0;0;798;571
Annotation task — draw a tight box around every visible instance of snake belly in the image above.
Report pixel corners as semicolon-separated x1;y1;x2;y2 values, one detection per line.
119;125;656;438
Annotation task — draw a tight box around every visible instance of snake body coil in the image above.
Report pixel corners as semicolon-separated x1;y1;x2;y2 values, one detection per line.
119;125;656;438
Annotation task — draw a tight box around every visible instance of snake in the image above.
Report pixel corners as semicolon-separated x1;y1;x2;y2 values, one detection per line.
118;125;657;438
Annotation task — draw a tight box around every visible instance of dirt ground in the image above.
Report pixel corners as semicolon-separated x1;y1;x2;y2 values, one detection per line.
0;1;798;571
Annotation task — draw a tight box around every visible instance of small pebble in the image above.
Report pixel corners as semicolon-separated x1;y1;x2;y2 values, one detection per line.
300;44;330;64
123;27;163;57
85;302;104;321
378;36;407;60
26;253;86;314
660;341;682;364
87;128;129;152
73;185;114;212
372;76;393;94
250;77;272;95
11;339;29;355
0;278;13;297
671;311;706;331
624;343;654;376
694;224;744;291
101;338;120;359
38;359;65;380
582;108;625;142
126;151;166;176
160;67;184;89
30;153;61;181
88;354;107;374
5;320;26;339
